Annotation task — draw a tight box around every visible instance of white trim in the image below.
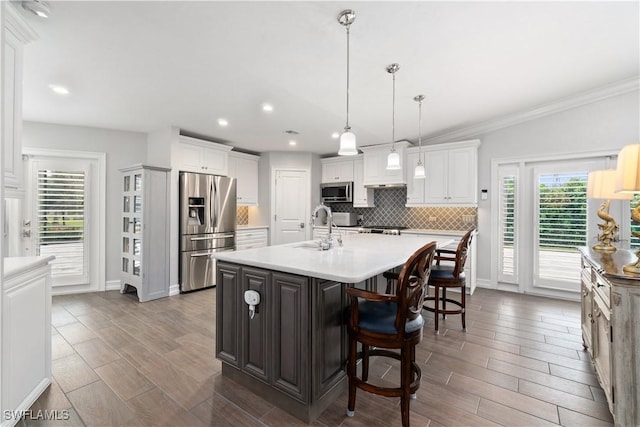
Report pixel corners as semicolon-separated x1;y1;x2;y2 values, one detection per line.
424;77;639;145
0;378;51;427
169;284;180;296
22;148;106;294
105;280;121;291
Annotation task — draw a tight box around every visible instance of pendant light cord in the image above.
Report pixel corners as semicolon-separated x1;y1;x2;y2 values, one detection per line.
345;24;351;131
391;71;396;152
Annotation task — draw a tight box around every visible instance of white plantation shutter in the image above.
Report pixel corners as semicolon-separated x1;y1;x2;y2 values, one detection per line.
534;168;588;288
36;169;88;283
498;166;518;284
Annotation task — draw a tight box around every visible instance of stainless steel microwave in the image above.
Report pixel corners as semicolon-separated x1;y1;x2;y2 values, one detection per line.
321;182;353;203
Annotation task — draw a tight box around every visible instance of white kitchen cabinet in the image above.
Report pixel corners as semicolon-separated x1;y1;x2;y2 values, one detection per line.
228;152;259;206
353;157;374;207
406;140;480;206
321;157;354;183
178;135;232;175
236;227;268;250
3;4;37;194
3;256;53;427
360;141;411;187
120;164;171;302
579;247;640;426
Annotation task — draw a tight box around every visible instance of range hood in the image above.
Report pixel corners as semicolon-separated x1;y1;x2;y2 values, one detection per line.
364;183;406;189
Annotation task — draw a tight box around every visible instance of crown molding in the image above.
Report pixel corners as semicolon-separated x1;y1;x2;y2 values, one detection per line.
423;77;640;145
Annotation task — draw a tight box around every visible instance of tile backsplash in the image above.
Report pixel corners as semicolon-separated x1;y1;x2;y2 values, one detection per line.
329;187;477;230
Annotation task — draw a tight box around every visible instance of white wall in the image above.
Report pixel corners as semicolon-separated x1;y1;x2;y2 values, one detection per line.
22;121;147;287
475;90;640;286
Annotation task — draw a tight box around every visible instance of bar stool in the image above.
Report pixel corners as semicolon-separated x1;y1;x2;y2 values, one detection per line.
345;241;437;427
423;228;475;335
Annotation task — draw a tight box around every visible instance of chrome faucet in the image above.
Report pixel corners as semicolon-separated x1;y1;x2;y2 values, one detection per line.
311;204;333;250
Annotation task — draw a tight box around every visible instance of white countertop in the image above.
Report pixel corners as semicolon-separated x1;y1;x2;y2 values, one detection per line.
312;226;469;237
214;233;453;283
4;256;55;281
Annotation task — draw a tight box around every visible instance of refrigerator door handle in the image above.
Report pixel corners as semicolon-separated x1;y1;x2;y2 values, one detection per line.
211;177;217;229
190;253;214;257
190;234;234;241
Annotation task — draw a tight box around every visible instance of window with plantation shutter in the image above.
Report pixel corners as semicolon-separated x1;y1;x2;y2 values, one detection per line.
534;167;588;291
36;169;88;283
630;194;640;249
498;166;518;284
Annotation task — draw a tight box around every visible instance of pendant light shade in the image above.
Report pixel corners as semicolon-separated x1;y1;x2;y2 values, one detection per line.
413;94;426;179
386;63;401;170
387;150;401;170
338;10;357;156
338;130;357;155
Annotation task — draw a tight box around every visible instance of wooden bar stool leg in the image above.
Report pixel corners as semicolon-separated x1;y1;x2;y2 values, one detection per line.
400;342;411;427
347;336;357;417
461;283;467;332
410;343;417;400
362;345;370;382
442;288;447;319
434;285;440;335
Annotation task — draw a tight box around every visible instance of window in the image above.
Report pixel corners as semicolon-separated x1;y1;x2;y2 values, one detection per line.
36;169;88;282
498;166;518;284
630;194;640;249
534;169;588;289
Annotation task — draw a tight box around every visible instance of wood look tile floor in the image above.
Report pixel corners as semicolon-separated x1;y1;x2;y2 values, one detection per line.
23;288;614;427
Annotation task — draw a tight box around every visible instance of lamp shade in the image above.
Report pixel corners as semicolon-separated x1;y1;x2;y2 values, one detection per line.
615;144;640;193
414;163;426;179
386;151;400;170
588;169;633;200
338;131;357;156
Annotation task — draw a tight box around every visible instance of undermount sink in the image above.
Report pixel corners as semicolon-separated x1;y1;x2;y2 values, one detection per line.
291;243;321;250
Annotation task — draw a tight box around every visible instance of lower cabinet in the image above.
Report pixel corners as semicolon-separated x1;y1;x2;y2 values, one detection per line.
580;248;640;426
216;262;347;409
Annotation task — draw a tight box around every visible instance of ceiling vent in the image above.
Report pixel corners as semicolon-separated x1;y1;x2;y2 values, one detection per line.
22;0;50;18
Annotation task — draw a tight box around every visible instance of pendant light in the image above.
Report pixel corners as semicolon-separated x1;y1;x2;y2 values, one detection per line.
386;63;401;170
337;10;357;156
413;94;426;179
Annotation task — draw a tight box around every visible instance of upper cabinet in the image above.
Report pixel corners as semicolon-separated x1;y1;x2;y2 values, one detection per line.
360;141;411;187
3;4;37;194
321;157;354;183
178;136;232;175
406;140;480;207
353;157;374;207
228;151;259;206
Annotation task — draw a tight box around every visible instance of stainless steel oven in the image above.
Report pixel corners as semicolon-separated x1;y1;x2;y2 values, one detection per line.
321;182;352;203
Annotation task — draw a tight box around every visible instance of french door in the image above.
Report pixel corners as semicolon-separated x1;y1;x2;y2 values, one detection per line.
23;149;105;293
496;157;611;298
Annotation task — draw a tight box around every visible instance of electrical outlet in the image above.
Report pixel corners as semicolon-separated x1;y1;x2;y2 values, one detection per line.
428;217;437;222
462;215;475;224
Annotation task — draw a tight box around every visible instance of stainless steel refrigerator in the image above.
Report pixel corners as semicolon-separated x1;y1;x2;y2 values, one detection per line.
179;172;236;292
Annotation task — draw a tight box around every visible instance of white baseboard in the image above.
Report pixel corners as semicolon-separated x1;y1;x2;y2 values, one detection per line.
1;377;52;427
105;279;121;291
169;284;180;296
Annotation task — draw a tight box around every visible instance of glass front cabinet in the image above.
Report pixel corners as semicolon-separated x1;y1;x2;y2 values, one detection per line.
120;164;171;302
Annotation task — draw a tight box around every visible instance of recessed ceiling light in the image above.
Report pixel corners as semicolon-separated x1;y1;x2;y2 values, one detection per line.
48;84;69;95
289;140;297;146
217;118;228;127
262;103;273;112
331;132;340;139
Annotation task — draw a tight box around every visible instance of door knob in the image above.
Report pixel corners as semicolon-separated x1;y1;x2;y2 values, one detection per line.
299;222;305;229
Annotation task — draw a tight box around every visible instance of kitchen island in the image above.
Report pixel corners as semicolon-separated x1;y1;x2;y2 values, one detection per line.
213;233;453;422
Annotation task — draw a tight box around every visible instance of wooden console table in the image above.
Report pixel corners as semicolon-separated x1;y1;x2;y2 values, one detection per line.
579;247;640;426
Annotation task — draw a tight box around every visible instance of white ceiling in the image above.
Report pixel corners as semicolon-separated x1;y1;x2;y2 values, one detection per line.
18;1;639;156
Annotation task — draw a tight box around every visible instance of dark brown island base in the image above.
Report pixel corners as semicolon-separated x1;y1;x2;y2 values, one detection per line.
213;234;454;422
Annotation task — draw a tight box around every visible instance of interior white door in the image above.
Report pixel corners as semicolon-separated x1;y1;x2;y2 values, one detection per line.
273;169;308;245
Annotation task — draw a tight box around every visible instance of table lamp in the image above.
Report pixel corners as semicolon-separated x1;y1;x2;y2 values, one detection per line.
615;144;640;272
587;169;632;252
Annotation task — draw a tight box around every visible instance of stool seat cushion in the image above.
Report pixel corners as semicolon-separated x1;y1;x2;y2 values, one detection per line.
430;265;465;280
352;300;424;334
